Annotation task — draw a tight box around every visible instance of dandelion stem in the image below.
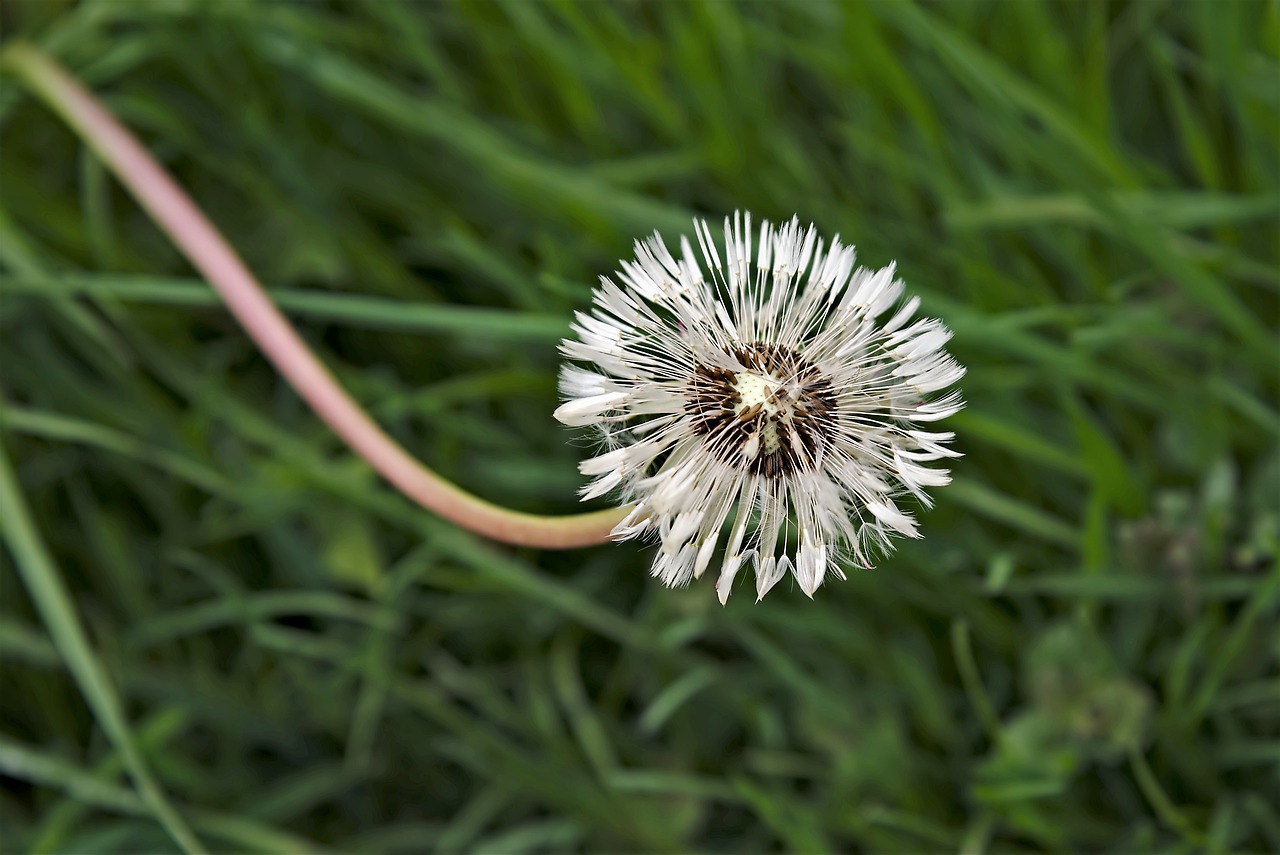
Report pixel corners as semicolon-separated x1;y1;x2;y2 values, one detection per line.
1;42;626;548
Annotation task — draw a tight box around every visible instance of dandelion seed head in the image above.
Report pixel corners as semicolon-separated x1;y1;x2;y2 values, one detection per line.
555;213;965;602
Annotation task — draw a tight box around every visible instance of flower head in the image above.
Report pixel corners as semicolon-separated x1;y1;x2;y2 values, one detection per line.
555;213;964;602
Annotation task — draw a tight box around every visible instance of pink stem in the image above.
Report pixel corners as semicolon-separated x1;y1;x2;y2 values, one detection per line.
5;43;625;548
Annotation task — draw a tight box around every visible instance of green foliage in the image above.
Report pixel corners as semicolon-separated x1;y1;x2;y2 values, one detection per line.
1;0;1277;851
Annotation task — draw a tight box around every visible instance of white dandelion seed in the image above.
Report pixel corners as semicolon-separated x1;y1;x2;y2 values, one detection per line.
555;213;965;603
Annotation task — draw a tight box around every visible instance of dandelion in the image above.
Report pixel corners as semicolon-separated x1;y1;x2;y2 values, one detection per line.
555;213;964;603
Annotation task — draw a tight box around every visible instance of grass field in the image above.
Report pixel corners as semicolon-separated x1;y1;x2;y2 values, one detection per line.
1;1;1277;852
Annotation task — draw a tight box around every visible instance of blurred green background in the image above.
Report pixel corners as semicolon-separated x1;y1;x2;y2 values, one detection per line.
1;1;1277;852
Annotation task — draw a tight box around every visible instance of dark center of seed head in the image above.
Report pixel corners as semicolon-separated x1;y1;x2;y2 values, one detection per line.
685;343;837;479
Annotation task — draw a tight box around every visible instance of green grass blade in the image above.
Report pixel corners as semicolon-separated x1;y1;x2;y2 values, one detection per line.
0;437;209;855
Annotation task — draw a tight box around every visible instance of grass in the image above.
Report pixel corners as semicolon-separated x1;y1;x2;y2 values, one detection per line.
1;0;1277;852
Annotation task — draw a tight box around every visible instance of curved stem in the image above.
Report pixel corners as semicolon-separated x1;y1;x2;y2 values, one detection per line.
3;42;626;549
